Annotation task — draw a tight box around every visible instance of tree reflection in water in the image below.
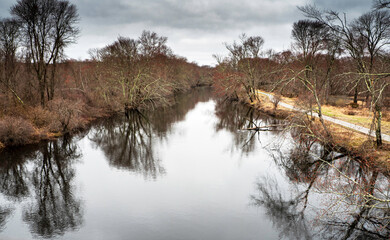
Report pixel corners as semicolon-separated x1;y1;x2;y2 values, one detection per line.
0;206;13;232
214;99;284;155
23;137;83;238
0;147;35;201
90;110;165;179
252;135;390;239
90;87;213;179
0;136;83;239
0;145;40;233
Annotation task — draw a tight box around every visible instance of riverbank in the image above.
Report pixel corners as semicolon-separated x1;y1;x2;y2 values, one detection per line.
0;102;111;150
245;91;390;169
0;87;213;151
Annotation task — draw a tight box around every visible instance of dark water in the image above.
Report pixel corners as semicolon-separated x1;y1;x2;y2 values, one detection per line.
0;88;389;240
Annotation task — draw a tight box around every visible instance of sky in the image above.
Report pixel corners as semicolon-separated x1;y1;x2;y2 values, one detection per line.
0;0;374;66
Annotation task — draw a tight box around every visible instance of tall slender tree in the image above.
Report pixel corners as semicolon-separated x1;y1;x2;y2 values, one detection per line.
0;18;23;104
11;0;79;106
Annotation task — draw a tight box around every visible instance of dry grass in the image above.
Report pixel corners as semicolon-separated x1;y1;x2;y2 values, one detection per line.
321;105;390;135
257;90;390;135
322;121;390;167
254;89;390;169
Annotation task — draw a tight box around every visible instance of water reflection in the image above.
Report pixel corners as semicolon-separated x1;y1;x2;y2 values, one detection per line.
0;206;13;231
0;150;33;201
214;99;284;154
90;87;213;179
90;111;164;179
1;87;389;240
23;137;83;238
251;177;312;240
252;135;390;239
0;137;83;239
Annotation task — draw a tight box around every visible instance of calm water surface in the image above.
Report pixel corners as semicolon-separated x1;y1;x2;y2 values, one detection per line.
0;88;389;239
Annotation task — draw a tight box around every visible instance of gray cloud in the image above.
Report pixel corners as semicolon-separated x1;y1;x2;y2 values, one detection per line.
0;0;378;65
76;0;304;30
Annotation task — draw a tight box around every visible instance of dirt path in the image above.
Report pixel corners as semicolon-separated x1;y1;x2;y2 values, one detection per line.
258;91;390;142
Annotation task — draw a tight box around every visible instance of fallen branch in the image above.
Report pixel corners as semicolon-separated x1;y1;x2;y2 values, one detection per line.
244;124;288;131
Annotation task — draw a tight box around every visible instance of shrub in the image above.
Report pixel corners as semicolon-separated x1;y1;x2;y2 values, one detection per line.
350;102;359;108
328;98;347;107
345;110;356;116
0;116;38;146
27;106;56;128
48;98;86;133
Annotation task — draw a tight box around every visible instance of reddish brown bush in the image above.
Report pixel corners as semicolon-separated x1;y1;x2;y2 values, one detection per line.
0;116;38;146
47;98;86;132
27;106;56;128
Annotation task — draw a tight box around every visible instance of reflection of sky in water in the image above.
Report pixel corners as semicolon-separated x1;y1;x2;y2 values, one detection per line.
0;88;389;240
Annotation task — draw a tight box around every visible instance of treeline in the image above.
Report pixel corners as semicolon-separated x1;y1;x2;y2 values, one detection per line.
0;0;211;148
213;1;390;147
88;32;212;111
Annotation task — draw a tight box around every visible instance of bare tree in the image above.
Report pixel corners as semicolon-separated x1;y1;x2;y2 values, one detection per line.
11;0;79;106
243;35;264;58
138;30;172;58
374;0;390;9
299;5;390;146
292;20;328;65
223;34;266;102
224;34;265;66
0;18;23;104
280;19;335;142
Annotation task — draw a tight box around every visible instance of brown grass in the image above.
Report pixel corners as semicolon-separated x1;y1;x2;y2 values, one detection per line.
257;90;390;135
253;89;390;169
321;121;390;167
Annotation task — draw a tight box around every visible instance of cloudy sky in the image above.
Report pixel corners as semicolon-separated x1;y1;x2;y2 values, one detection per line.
0;0;374;66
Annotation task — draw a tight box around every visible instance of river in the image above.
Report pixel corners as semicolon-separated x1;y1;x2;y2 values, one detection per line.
0;88;389;240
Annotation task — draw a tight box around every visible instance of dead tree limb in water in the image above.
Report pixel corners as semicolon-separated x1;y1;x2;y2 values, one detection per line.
244;124;288;131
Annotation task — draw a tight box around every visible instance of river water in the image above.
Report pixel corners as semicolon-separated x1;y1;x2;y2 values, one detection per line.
0;88;389;240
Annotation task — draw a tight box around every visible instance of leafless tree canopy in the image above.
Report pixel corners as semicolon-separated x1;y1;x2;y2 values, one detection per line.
0;18;22;102
374;0;390;9
138;30;172;58
291;20;329;60
11;0;79;106
297;4;390;146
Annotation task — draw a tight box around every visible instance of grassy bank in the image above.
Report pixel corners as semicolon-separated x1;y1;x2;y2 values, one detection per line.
245;91;390;169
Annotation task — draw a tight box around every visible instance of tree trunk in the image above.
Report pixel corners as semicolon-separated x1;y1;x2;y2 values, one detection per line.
375;104;382;147
38;73;46;107
353;86;358;104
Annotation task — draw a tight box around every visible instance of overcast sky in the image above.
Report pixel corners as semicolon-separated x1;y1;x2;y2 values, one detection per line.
0;0;374;66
